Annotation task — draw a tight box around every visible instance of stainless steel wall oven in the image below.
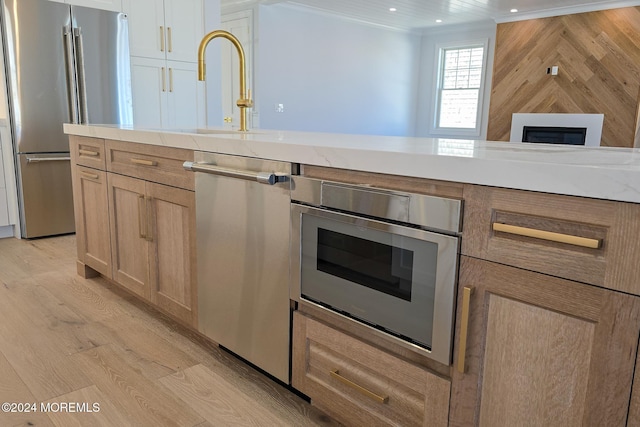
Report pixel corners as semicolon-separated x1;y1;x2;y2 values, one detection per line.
290;176;462;365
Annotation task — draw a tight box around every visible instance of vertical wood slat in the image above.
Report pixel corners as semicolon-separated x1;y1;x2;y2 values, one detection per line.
487;7;640;148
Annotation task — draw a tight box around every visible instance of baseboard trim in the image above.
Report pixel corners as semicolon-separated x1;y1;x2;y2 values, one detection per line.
0;225;14;239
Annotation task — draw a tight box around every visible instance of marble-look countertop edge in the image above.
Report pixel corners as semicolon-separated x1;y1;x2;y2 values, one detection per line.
63;124;640;204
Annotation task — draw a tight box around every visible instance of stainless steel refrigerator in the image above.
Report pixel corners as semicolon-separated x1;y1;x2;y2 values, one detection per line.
0;0;132;238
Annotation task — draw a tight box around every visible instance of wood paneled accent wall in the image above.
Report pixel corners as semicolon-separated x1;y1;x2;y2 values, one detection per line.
487;7;640;147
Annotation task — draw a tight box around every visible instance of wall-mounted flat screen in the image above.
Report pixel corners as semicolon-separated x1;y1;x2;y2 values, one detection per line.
522;126;587;145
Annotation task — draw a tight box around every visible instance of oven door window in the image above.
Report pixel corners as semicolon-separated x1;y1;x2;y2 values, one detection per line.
317;228;414;301
301;213;445;350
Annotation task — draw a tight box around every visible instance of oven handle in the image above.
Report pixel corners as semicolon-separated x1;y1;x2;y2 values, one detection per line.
183;161;289;185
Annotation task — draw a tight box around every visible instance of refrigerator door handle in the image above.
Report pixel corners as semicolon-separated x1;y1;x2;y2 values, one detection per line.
26;156;72;164
63;27;79;124
73;27;89;125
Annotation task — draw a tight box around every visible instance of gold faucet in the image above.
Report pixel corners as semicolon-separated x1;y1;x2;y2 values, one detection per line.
197;30;253;132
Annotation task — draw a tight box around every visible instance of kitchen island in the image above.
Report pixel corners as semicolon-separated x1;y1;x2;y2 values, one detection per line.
64;123;640;427
64;123;640;204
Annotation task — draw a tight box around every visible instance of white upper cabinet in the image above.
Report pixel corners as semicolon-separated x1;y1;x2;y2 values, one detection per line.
130;57;205;129
124;0;166;59
125;0;205;129
124;0;203;63
48;0;123;12
130;57;168;129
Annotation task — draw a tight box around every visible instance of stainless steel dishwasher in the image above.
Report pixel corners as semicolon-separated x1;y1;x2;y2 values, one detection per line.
184;152;294;383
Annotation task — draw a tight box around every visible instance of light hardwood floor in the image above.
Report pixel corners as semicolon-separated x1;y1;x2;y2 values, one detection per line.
0;235;339;426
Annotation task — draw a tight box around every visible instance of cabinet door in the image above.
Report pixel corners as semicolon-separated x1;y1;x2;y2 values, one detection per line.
130;56;168;128
123;0;165;59
67;0;122;12
146;182;197;326
166;61;205;129
163;0;202;63
450;256;640;427
108;173;149;299
72;166;112;278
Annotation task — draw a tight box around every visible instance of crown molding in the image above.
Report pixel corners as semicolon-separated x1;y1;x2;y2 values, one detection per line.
495;0;640;23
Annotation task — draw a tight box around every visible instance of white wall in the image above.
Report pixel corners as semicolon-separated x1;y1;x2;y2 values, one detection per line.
256;4;421;136
415;20;496;139
204;0;223;126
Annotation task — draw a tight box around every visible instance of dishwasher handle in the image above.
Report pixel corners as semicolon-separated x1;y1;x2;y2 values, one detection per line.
183;161;289;185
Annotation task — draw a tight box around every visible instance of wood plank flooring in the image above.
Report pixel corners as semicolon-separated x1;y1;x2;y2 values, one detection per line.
0;235;339;427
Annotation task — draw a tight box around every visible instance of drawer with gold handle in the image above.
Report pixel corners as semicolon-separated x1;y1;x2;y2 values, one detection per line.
329;369;389;404
130;158;158;167
71;136;106;170
106;140;194;190
463;184;640;294
492;222;602;249
78;149;99;157
79;170;100;181
292;312;450;427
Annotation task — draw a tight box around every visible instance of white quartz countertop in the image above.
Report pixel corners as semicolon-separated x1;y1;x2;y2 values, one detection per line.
64;123;640;204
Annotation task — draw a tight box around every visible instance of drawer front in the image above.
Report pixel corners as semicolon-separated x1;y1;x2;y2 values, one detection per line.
462;185;640;294
292;312;450;427
106;140;194;190
70;136;106;170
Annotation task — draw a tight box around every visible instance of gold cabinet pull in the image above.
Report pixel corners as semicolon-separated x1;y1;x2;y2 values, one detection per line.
138;194;146;239
160;26;165;52
79;171;99;180
78;149;99;157
167;27;172;52
169;68;173;92
457;286;473;374
145;196;153;242
161;67;166;92
131;158;158;167
492;223;601;249
330;370;389;404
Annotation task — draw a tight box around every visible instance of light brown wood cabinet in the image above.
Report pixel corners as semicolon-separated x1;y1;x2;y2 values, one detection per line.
106;140;197;327
108;172;149;297
107;173;197;325
70;137;112;279
293;311;451;427
70;136;197;327
455;185;640;426
146;180;196;325
462;185;640;295
449;256;640;427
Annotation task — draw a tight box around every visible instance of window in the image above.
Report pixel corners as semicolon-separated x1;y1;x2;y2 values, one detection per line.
435;44;486;135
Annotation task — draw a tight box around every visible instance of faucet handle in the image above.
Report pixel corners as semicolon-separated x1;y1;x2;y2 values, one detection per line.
237;90;253;108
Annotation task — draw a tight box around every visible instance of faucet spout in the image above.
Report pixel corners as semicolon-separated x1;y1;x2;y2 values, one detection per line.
197;30;253;131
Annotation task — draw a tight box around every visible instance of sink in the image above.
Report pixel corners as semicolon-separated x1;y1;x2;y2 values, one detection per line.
196;128;266;135
196;128;236;134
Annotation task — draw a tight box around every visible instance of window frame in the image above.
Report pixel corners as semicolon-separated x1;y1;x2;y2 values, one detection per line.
431;39;489;138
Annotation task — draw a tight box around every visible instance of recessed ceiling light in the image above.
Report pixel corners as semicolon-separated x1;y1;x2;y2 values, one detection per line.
436;19;442;23
389;7;397;12
510;8;518;13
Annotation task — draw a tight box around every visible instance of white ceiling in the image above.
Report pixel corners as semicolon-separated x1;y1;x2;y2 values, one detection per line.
222;0;640;31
